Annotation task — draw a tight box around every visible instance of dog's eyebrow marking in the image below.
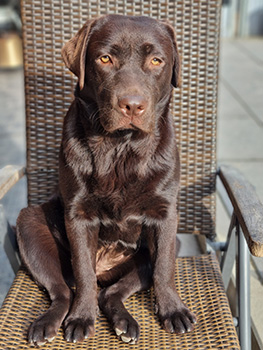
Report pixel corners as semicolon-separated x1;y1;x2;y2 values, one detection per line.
110;44;123;53
109;43;132;57
142;43;154;54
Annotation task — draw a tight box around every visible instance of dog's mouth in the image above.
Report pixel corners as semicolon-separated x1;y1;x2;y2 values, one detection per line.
117;122;141;131
100;109;154;135
105;121;151;135
107;128;137;139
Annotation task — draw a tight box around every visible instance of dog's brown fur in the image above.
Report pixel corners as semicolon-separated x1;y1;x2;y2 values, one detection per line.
17;14;196;346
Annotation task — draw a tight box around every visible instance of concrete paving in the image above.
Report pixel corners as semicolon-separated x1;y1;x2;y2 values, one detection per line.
217;39;263;197
0;69;26;306
217;38;263;349
0;38;263;347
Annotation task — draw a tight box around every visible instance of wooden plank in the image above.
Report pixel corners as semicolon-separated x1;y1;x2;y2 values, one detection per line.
217;179;263;283
0;165;25;200
219;165;263;257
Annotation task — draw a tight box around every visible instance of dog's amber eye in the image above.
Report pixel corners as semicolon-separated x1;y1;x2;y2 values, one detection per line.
151;58;162;66
100;55;111;64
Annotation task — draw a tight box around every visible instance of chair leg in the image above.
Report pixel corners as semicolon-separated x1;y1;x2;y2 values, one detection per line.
220;213;237;289
0;204;20;273
237;224;251;350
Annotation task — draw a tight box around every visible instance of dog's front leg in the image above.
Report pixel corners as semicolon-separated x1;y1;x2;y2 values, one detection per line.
63;217;99;343
151;210;197;334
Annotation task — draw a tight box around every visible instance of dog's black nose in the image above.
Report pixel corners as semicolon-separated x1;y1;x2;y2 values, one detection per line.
118;95;147;118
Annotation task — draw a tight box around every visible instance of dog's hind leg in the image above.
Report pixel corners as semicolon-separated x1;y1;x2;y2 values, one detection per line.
98;245;152;344
16;197;72;346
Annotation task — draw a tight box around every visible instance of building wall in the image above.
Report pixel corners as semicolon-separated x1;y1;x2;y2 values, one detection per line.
221;0;263;37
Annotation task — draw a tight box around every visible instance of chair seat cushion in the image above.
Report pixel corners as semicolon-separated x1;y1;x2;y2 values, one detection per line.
0;254;240;349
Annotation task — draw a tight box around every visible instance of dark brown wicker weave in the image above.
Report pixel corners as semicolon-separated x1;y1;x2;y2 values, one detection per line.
0;0;241;349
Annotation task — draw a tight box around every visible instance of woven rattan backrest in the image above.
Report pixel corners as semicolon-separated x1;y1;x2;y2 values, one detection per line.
21;0;220;238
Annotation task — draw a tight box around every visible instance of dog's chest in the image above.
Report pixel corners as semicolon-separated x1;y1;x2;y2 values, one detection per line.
99;215;143;246
77;137;170;243
82;177;169;245
93;184;146;244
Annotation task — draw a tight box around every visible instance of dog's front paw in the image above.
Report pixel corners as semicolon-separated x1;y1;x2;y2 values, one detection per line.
28;310;63;346
28;300;71;347
113;313;140;345
64;316;95;343
159;307;197;334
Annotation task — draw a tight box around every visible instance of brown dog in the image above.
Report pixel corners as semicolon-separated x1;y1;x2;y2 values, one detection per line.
16;14;196;346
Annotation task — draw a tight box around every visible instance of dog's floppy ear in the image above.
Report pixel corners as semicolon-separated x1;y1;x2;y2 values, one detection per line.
162;22;181;88
61;19;96;90
171;36;181;88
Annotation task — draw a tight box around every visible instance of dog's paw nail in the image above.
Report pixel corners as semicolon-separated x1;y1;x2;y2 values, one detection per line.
115;328;123;336
130;339;136;344
121;335;132;343
46;336;55;342
36;341;46;346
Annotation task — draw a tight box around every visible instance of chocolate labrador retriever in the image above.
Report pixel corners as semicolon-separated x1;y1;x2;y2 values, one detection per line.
16;14;196;346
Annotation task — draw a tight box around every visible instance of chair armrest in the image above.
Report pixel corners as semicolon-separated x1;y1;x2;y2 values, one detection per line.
218;165;263;257
0;165;25;200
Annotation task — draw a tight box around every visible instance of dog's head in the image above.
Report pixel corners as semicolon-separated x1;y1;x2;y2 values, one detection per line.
62;15;180;134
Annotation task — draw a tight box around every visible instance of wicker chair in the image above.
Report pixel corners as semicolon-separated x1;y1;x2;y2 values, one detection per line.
1;0;263;349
